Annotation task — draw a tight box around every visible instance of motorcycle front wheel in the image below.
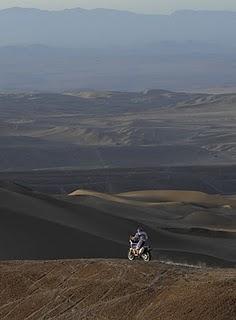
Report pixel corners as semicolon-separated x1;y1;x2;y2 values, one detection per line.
141;251;151;262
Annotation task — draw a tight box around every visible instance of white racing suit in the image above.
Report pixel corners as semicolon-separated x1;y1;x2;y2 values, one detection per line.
131;230;148;251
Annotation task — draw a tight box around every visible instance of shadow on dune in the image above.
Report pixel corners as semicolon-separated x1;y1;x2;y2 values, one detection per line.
0;182;235;266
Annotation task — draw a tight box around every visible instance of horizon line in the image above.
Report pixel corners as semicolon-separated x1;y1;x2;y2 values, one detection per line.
1;6;236;16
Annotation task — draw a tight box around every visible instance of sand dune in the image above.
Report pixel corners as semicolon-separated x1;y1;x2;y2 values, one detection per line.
0;260;235;320
69;189;180;207
117;190;236;208
68;189;236;265
0;181;235;265
0;182;128;260
70;188;236;209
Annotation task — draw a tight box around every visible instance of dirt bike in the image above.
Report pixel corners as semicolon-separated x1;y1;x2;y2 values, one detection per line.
128;238;152;262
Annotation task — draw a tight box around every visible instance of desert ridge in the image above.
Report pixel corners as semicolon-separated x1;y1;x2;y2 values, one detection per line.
0;259;235;320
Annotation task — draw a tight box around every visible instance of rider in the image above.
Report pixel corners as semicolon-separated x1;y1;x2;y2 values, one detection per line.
130;227;148;255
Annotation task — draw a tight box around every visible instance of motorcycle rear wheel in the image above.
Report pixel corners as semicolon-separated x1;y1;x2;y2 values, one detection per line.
128;250;135;261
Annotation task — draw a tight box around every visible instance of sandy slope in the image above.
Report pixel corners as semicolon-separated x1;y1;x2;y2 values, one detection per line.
69;189;180;207
0;181;236;265
70;189;236;208
0;182;127;259
0;260;235;320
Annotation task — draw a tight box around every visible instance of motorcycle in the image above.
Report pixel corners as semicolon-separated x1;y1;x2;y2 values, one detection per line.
128;237;152;262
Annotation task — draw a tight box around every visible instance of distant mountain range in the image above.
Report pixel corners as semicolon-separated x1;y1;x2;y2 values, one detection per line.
1;7;236;48
0;8;236;91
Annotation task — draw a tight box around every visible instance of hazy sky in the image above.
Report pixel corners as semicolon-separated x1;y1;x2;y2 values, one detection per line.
0;0;236;14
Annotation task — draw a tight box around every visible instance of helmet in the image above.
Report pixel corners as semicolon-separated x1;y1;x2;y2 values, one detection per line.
137;226;143;233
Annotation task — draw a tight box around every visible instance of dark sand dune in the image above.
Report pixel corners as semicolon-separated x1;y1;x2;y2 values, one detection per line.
2;165;236;195
1;181;235;265
0;260;235;320
68;189;236;266
0;182;128;260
